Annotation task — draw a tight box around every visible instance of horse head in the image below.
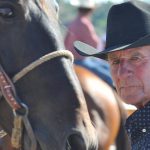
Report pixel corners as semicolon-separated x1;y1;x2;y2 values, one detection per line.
0;0;98;150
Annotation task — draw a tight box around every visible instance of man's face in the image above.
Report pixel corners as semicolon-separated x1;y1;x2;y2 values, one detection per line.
108;45;150;108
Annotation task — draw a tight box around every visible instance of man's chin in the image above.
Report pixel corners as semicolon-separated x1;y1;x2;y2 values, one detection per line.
121;95;147;108
121;95;139;106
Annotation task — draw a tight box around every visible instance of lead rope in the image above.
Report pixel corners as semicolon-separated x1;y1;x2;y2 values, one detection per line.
12;104;37;150
0;130;7;138
0;50;74;150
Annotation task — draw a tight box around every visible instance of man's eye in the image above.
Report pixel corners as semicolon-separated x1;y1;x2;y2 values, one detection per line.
130;56;141;62
0;8;14;18
111;59;120;65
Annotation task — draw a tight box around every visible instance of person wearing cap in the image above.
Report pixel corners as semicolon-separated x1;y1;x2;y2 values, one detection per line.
74;1;150;149
64;0;99;60
64;0;114;87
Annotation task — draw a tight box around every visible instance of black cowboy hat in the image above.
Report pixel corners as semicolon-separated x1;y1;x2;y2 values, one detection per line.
74;0;150;60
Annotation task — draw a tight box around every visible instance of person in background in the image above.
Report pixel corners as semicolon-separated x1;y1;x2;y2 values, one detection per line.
64;0;99;60
64;0;113;87
74;1;150;149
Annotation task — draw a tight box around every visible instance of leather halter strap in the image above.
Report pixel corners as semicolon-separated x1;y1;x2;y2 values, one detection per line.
0;50;74;150
0;65;21;110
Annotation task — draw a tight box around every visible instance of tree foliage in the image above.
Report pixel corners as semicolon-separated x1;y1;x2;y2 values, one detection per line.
57;1;114;37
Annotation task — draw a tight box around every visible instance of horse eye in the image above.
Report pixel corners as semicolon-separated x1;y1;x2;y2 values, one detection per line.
0;8;14;18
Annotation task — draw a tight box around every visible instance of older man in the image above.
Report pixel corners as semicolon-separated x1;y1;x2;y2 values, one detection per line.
74;1;150;149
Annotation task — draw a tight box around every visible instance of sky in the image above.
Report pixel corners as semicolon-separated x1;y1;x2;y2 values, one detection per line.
96;0;150;3
96;0;124;3
64;0;150;4
64;0;124;3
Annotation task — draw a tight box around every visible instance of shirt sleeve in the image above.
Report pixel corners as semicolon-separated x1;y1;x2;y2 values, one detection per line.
78;20;99;48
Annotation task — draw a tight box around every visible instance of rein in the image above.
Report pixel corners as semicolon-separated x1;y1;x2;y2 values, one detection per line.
0;50;74;150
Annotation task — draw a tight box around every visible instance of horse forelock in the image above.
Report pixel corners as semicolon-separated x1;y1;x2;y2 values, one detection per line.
37;0;58;20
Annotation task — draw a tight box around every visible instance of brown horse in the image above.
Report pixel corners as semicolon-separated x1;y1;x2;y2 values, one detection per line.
0;65;132;150
74;65;131;150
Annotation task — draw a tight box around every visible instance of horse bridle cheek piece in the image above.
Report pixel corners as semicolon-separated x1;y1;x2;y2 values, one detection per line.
0;50;74;150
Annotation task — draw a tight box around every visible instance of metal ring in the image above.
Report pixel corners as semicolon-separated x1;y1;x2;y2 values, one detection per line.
13;103;29;117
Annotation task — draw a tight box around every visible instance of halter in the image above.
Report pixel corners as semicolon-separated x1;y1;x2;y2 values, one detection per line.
0;50;74;150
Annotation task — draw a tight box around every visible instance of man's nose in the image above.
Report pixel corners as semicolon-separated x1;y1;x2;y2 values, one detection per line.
117;59;133;79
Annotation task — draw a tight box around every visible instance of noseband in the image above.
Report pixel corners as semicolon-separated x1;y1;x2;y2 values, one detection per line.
0;50;74;150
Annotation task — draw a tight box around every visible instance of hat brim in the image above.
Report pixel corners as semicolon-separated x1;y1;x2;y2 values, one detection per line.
74;34;150;60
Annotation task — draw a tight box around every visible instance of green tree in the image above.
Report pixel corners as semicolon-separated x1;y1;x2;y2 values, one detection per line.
57;1;114;38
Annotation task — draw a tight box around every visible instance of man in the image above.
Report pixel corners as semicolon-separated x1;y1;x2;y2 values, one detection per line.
64;0;114;87
64;0;99;60
74;1;150;149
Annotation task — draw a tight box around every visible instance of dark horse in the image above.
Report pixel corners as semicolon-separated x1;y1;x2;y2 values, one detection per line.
0;0;98;150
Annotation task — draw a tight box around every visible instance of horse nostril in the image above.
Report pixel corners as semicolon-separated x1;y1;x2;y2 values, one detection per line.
66;134;86;150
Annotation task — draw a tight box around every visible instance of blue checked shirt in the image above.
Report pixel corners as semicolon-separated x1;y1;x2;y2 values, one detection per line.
125;102;150;150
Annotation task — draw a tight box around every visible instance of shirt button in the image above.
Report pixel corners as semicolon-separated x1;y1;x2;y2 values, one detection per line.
127;129;131;133
142;128;146;132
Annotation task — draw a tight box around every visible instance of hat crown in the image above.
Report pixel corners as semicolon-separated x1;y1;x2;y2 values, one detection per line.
69;0;96;8
106;1;150;50
73;1;150;60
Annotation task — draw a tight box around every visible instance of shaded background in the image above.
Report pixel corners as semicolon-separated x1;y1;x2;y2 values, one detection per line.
57;0;150;39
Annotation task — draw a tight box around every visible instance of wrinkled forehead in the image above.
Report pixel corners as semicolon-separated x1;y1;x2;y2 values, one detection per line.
108;46;150;60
